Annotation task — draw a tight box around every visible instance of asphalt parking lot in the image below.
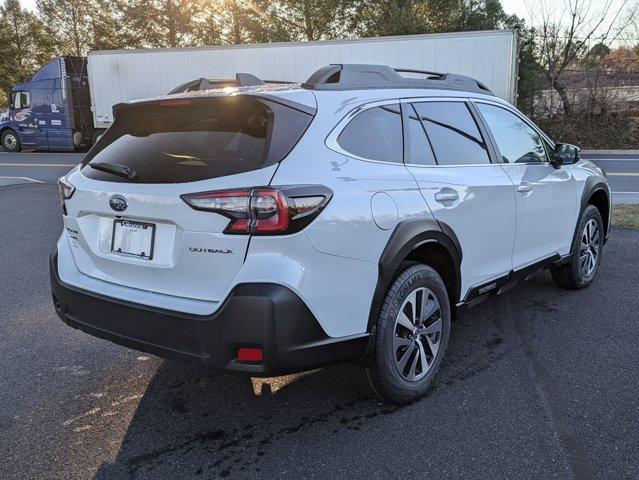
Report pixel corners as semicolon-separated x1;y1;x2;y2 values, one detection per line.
1;152;638;479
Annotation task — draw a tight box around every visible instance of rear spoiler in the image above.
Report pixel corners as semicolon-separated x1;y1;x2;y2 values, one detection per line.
112;92;316;119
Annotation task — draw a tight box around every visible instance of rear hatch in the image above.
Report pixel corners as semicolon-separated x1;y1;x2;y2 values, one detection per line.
63;92;315;304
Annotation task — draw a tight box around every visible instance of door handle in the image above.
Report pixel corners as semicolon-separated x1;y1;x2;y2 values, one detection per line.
434;190;460;203
517;182;533;194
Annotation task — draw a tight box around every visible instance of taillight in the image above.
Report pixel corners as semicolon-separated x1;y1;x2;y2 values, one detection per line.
181;185;332;235
57;177;75;215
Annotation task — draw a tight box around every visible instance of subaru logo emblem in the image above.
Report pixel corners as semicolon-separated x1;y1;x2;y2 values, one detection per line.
109;194;127;212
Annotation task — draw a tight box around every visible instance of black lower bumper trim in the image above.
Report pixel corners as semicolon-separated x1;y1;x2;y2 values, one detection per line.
50;254;368;375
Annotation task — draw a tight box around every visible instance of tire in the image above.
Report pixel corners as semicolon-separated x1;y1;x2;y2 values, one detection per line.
1;129;21;152
91;130;105;147
358;263;451;404
551;204;604;290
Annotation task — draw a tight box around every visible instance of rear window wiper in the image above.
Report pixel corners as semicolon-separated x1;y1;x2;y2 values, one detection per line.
89;162;137;180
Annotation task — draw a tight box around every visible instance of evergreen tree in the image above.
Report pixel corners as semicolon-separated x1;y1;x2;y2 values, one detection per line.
267;0;350;41
351;0;517;37
124;0;200;48
195;0;288;45
349;0;429;37
36;0;94;56
0;0;53;101
91;0;135;50
458;0;510;31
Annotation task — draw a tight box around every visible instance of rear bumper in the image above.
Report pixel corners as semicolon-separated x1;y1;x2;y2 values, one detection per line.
50;254;368;375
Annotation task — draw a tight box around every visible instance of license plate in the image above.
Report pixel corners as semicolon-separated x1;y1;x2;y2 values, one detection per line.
111;220;155;260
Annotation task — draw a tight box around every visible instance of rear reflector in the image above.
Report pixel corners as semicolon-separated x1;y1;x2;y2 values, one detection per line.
237;347;263;363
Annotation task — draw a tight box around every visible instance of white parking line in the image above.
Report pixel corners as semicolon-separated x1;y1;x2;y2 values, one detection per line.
588;158;639;161
606;173;639;177
0;176;44;183
0;163;76;167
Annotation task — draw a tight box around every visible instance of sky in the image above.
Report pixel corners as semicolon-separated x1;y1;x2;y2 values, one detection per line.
19;0;35;10
501;0;531;20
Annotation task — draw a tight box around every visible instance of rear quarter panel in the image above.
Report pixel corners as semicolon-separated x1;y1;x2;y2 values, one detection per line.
261;93;433;336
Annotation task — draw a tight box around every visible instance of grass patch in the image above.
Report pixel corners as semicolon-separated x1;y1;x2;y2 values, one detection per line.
612;204;639;229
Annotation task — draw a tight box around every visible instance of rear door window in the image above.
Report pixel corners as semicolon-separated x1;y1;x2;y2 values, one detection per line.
337;104;403;163
412;101;490;165
82;96;313;183
406;104;437;166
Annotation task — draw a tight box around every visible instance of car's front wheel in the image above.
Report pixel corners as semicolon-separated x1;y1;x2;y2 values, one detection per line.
551;204;604;289
358;263;450;404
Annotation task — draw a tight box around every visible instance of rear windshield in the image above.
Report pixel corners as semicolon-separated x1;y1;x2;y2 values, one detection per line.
82;96;313;183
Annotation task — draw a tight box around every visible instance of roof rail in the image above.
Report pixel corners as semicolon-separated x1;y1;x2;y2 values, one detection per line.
301;64;493;95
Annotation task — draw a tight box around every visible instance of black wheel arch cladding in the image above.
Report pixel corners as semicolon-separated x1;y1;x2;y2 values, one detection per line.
367;219;462;333
580;177;611;238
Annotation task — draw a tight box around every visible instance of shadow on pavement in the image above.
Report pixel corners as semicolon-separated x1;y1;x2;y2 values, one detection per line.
92;273;568;480
92;362;383;479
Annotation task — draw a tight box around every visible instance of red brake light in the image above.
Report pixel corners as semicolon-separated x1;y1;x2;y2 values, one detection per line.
250;189;289;233
225;218;250;233
181;186;332;235
158;99;193;107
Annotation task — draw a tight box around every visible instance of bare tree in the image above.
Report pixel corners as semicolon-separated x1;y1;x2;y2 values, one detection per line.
526;0;639;115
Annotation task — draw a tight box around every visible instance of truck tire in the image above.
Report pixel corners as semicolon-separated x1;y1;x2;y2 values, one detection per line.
357;263;450;404
551;205;604;289
91;130;106;147
73;131;84;149
1;129;21;152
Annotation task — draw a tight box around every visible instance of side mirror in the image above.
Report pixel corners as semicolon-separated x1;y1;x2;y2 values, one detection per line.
551;143;581;166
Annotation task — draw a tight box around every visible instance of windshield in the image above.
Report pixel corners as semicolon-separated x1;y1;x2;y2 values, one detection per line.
82;96;313;184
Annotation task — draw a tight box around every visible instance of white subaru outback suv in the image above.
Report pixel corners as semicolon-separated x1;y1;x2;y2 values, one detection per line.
51;64;610;404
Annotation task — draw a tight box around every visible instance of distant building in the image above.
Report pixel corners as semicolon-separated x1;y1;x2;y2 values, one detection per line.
534;70;639;117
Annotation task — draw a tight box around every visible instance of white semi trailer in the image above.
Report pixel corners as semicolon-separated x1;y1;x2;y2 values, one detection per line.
87;29;519;131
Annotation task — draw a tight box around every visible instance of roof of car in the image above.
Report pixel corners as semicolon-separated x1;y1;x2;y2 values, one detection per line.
118;64;505;116
158;64;494;100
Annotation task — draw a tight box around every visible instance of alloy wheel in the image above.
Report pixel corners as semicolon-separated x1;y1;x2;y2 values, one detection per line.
393;287;443;381
579;218;600;277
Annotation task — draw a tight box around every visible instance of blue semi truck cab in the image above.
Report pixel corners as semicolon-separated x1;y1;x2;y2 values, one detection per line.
0;57;95;152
